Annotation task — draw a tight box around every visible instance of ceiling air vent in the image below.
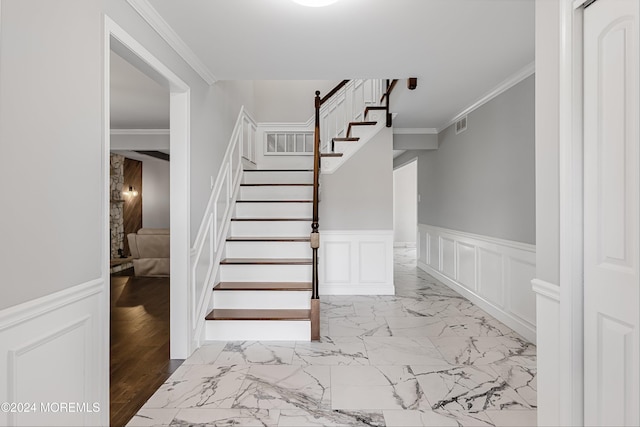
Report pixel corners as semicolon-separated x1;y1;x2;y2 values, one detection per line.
455;116;467;134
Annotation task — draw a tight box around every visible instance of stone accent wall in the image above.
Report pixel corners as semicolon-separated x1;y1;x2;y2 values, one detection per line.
110;154;125;260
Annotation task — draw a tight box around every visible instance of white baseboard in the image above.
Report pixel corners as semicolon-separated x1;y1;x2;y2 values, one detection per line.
393;242;417;248
319;230;394;295
0;279;107;426
417;224;537;343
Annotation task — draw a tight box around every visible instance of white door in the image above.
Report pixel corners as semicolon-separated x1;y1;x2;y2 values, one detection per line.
584;0;640;425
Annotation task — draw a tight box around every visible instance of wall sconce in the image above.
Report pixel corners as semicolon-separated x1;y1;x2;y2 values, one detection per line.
123;186;139;197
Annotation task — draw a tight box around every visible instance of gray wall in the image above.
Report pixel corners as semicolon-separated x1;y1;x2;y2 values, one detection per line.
320;127;394;230
0;0;253;310
394;75;535;244
393;133;438;150
253;80;338;123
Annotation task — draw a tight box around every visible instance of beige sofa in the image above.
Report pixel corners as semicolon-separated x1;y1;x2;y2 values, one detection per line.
127;228;170;277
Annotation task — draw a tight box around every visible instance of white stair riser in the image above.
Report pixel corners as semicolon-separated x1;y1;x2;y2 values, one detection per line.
225;241;312;259
243;171;313;184
220;264;311;282
213;290;312;309
235;202;312;218
230;221;311;237
206;320;310;341
240;186;313;201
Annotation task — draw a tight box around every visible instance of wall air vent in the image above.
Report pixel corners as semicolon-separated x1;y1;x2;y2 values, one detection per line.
455;116;467;134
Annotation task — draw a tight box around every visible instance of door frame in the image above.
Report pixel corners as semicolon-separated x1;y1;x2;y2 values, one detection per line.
103;16;192;359
558;0;587;424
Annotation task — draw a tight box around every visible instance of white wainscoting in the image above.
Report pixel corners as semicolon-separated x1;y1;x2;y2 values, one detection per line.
417;224;537;343
532;278;561;426
191;107;256;348
0;279;106;426
319;230;394;295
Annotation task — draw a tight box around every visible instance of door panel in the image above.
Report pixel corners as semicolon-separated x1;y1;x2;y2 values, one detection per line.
584;0;640;425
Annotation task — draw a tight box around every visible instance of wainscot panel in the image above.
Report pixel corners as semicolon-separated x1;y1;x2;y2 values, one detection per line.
417;224;536;343
0;279;106;426
319;230;394;295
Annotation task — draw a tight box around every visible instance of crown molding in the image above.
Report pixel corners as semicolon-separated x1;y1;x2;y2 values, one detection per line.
110;129;170;136
393;128;438;135
439;61;535;133
126;0;217;85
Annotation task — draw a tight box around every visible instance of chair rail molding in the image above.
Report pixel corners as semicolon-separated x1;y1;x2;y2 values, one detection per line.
417;224;537;343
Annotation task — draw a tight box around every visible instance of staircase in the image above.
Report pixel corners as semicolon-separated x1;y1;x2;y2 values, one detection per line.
205;169;315;340
203;79;401;342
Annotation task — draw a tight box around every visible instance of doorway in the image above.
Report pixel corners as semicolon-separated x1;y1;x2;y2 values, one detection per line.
103;16;191;425
393;159;418;248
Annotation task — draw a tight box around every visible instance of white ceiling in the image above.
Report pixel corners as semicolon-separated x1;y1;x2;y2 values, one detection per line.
110;50;169;129
146;0;535;129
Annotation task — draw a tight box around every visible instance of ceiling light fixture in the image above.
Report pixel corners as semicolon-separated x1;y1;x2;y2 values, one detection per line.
292;0;340;7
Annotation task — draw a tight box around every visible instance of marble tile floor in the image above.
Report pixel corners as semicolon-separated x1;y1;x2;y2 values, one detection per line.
128;248;537;427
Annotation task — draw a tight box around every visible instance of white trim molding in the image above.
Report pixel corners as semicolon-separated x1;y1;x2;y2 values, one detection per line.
319;230;395;295
439;61;536;132
393;128;439;135
531;278;562;427
0;280;106;426
110;128;170;136
126;0;217;85
417;224;537;343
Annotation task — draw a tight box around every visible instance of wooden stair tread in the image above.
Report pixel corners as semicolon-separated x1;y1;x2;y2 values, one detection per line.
364;106;387;117
214;282;312;291
236;200;312;204
221;258;312;265
231;218;312;221
332;137;360;142
244;169;313;172
206;309;311;321
321;153;343;158
241;183;313;187
347;121;377;137
226;236;310;242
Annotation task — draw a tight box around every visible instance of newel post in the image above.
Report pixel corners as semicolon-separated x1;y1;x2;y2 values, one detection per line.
310;90;321;341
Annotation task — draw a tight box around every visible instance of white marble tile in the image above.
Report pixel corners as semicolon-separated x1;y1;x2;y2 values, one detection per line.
485;409;537;426
443;316;515;337
293;337;369;366
328;316;392;337
183;342;227;365
143;365;248;409
490;365;537;407
278;409;384;426
233;365;331;410
321;300;356;317
214;341;295;365
364;336;447;365
170;408;279;426
430;336;536;366
126;408;179;426
383;409;495;426
386;316;457;338
412;365;532;413
331;365;429;410
352;298;409;317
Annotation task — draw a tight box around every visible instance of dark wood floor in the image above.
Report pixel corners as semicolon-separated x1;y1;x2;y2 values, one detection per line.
110;270;183;427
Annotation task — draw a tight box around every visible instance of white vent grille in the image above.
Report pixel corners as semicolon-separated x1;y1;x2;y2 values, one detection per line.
455;116;467;134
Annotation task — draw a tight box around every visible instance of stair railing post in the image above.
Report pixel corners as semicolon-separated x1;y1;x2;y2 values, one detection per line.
310;90;321;341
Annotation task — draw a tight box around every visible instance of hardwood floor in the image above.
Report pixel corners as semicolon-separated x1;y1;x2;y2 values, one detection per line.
110;270;182;427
